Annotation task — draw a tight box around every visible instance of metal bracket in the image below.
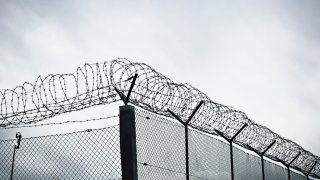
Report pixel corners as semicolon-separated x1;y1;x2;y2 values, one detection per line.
262;140;276;156
168;110;184;125
186;101;204;125
214;123;248;143
167;100;204;180
288;152;301;166
168;100;204;126
15;132;22;149
307;161;317;177
231;124;248;141
11;132;22;180
246;145;261;155
214;129;230;141
114;74;138;105
214;124;247;180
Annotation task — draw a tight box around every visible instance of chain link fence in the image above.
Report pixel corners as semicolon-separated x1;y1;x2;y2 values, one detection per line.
1;59;319;179
135;108;310;180
136;108;186;180
0;124;121;180
0;107;316;180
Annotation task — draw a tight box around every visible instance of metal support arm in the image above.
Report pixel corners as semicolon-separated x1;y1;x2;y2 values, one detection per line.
167;101;204;180
261;140;276;180
114;74;138;105
307;161;317;179
10;132;22;180
214;124;248;180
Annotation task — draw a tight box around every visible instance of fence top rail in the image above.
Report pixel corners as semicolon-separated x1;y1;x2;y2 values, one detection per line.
0;58;319;178
0;123;120;142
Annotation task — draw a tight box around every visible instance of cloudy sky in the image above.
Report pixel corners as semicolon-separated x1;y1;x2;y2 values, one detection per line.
1;0;320;156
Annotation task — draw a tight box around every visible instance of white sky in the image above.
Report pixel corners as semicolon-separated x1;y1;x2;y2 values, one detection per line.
1;0;320;156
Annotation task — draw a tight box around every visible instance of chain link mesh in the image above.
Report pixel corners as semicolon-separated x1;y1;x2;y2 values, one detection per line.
0;139;15;179
1;58;319;178
291;170;307;180
264;160;288;180
135;108;312;180
1;106;316;179
233;146;262;180
189;128;231;180
0;125;121;180
136;108;186;180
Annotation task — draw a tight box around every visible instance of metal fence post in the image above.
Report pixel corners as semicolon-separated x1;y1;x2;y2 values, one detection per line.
287;152;301;180
261;141;276;180
215;123;247;180
247;140;276;180
10;132;22;180
306;161;317;180
168;101;204;180
120;105;138;180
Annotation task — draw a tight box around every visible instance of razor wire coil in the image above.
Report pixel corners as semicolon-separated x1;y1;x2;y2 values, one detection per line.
0;58;319;178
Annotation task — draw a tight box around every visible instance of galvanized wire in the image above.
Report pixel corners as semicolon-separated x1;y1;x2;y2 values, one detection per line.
136;107;308;180
0;124;121;179
0;58;319;178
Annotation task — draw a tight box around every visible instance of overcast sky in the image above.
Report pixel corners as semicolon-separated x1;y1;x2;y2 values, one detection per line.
1;0;320;156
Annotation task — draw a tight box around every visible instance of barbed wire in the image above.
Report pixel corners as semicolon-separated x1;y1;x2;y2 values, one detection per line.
0;58;319;178
2;114;119;129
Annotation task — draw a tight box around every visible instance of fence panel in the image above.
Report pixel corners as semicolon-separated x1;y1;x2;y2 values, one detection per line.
233;146;262;180
136;109;186;180
2;106;317;180
1;125;121;180
291;171;307;180
189;128;231;180
264;160;288;180
0;139;15;179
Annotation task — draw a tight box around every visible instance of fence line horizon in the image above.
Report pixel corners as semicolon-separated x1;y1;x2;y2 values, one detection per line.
1;58;319;179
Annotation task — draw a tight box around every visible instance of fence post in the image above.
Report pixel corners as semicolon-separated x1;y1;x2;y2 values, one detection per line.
10;132;22;180
230;124;247;180
261;141;276;180
168;101;204;180
120;105;138;180
287;152;301;180
306;161;317;180
215;123;247;180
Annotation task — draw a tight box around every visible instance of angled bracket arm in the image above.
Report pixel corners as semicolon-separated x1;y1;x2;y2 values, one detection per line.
231;123;248;142
275;157;287;167
288;152;301;167
114;74;138;105
246;145;261;155
168;100;204;126
168;109;185;125
186;101;204;125
215;123;248;144
114;87;126;104
167;100;204;180
307;161;317;177
125;74;138;105
214;129;230;142
262;140;276;156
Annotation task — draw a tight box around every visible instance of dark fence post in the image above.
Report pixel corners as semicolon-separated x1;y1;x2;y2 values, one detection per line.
215;123;247;180
168;101;204;180
287;152;301;180
10;132;22;180
246;141;276;180
306;161;317;180
261;141;276;180
120;105;138;180
230;124;247;180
